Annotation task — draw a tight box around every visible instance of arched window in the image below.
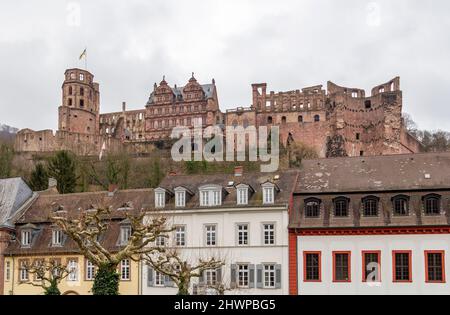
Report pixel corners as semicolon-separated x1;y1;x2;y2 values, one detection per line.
362;196;379;217
267;116;273;124
281;116;287;124
314;115;320;122
298;116;303;123
333;197;350;217
232;120;238;128
423;194;441;215
392;195;409;216
305;198;321;218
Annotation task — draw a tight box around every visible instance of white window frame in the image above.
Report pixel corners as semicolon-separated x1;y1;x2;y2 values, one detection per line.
263;264;276;288
236;223;249;246
263;223;276;245
68;259;78;282
262;183;275;205
21;230;32;247
5;261;11;282
155;189;166;208
238;264;249;288
237;185;249;205
156;236;167;247
175;189;186;208
20;261;29;282
120;226;132;245
199;186;222;207
205;224;217;246
86;260;96;281
175;225;186;247
205;269;217;286
155;271;165;287
52;229;63;247
120;259;130;281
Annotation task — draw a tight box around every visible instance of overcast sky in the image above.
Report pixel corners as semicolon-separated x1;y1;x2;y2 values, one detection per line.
1;0;449;131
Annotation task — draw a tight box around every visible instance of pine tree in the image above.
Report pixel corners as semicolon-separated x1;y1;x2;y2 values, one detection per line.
47;151;77;194
29;163;49;191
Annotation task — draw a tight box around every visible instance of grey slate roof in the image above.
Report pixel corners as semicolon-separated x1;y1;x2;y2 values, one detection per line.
0;178;34;228
295;152;450;194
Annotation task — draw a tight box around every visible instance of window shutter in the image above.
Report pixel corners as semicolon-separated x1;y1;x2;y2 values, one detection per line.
275;264;282;289
199;270;205;286
249;264;256;288
256;264;263;289
216;267;222;284
147;267;154;287
164;275;173;287
230;264;237;289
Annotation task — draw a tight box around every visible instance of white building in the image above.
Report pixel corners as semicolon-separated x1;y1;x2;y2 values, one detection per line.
141;169;298;295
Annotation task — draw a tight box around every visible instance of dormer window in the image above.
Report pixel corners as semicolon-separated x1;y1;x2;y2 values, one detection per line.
423;194;441;216
155;189;166;208
199;185;223;207
362;196;380;217
236;184;250;205
120;226;132;245
52;229;64;247
333;197;350;217
262;182;277;205
176;191;186;207
21;230;32;247
305;198;321;218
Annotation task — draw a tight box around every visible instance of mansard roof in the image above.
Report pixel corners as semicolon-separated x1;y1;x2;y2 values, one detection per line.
147;80;216;106
295;152;450;194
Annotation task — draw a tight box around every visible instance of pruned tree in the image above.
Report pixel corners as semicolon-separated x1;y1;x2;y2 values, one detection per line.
144;249;225;296
21;259;71;295
52;207;173;295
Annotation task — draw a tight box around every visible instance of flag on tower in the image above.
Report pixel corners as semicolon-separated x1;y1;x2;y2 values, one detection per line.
79;48;87;60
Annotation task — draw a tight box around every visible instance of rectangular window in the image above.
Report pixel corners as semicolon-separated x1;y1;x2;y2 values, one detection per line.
237;188;248;205
176;191;186;207
237;224;249;246
263;187;274;204
120;226;132;245
175;226;186;247
263;223;275;245
52;229;63;246
362;251;381;283
333;252;351;282
68;259;78;281
304;252;321;282
238;264;249;288
263;264;276;288
155;192;165;208
20;260;29;282
212;190;221;206
205;269;217;286
393;251;412;282
21;230;31;247
201;191;209;206
121;259;131;281
86;260;96;281
205;225;217;246
155;271;164;287
425;251;446;283
5;261;11;282
156;236;167;247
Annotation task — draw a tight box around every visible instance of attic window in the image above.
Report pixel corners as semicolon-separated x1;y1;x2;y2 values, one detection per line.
333;197;350;217
351;92;358;98
52;229;64;247
175;190;186;208
262;183;275;205
379;87;385;93
236;185;249;205
21;230;32;247
199;186;222;207
155;190;166;208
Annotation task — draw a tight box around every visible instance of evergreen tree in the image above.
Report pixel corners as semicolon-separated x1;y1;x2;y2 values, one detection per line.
0;143;14;179
47;151;77;194
148;158;164;188
29;163;49;191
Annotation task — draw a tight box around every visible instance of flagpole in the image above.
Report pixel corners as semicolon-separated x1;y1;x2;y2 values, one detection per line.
85;47;87;70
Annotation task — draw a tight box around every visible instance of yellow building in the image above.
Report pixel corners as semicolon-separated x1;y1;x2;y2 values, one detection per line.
2;188;154;295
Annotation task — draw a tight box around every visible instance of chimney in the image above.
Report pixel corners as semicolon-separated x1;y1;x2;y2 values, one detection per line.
108;184;119;197
169;171;177;176
234;166;243;177
48;178;57;190
122;102;126;112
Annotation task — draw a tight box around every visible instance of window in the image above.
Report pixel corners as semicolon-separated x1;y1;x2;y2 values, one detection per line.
237;187;248;205
205;225;217;246
356;133;360;140
298;115;303;123
68;86;73;95
423;194;441;215
68;259;78;281
175;226;186;247
281;116;287;124
238;264;249;288
351;92;358;98
237;224;249;246
175;191;186;208
305;198;321;218
155;271;165;287
80;87;84;96
334;197;349;217
392;195;409;216
155;190;165;208
79;73;84;81
314;115;320;122
121;259;130;281
21;230;32;247
393;251;412;282
120;226;132;245
20;261;29;282
267;116;273;124
365;100;372;109
263;264;276;288
304;252;321;282
199;187;222;207
205;269;217;286
333;252;351;282
5;261;11;282
379;87;385;93
363;196;379;217
156;236;167;247
425;251;446;283
80;99;84;108
262;184;275;205
263;223;275;245
52;229;63;246
86;260;96;281
201;191;209;206
362;251;381;283
68;98;73;106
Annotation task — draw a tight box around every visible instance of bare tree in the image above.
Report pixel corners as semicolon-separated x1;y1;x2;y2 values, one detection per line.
144;248;225;295
52;207;173;295
21;259;71;295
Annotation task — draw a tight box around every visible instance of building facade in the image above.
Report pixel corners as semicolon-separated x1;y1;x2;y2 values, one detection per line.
289;153;450;295
14;68;422;158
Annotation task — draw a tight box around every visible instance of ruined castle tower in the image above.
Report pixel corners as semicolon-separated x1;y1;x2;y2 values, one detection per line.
58;69;100;135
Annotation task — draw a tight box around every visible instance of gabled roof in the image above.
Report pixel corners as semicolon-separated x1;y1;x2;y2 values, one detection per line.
0;178;34;228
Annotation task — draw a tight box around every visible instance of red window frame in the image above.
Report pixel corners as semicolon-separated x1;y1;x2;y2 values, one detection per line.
392;250;412;283
362;251;381;283
332;251;352;283
303;251;322;282
424;250;446;283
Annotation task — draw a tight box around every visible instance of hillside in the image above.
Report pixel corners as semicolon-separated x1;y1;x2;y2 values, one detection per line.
0;123;18;143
